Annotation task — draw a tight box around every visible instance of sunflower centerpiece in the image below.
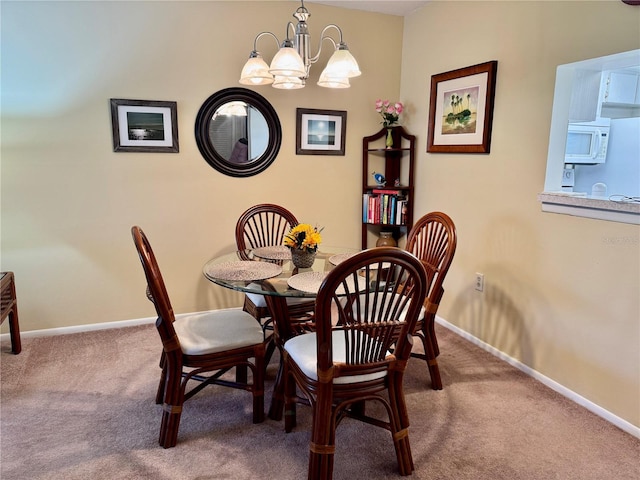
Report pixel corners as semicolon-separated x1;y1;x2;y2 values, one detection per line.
283;223;323;268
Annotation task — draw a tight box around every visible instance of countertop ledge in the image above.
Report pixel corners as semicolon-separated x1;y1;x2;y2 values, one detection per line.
538;192;640;224
538;192;640;213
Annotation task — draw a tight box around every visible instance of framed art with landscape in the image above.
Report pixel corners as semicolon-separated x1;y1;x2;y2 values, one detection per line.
296;108;347;155
427;61;498;153
110;99;179;153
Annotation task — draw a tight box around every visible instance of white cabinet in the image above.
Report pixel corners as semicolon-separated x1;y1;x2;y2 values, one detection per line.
599;71;640;119
603;72;639;104
567;69;601;122
568;70;640;122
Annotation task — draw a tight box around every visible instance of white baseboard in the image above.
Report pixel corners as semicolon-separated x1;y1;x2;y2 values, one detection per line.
2;313;638;439
0;316;156;338
436;316;640;439
0;308;237;338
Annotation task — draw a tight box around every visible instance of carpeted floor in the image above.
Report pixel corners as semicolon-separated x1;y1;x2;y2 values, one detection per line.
1;323;638;480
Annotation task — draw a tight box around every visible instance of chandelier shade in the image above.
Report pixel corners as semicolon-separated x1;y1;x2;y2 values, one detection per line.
239;0;360;89
317;71;350;89
239;54;274;86
268;46;306;77
321;47;361;79
273;75;305;90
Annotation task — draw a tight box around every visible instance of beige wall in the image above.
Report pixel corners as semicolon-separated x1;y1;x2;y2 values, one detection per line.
401;1;639;428
1;1;402;322
2;1;639;429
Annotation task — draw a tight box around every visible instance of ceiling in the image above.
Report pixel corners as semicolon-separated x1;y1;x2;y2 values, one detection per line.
305;1;430;16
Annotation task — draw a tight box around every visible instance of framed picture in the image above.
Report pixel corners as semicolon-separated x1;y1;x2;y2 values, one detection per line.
296;108;347;155
427;61;498;153
110;99;179;153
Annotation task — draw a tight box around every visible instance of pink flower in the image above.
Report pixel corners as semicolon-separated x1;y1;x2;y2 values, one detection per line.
374;99;404;127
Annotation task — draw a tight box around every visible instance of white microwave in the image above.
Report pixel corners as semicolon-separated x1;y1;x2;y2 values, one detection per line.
564;121;610;164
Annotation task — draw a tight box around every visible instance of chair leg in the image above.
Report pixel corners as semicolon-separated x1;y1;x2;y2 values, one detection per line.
388;374;415;475
421;328;442;390
427;360;442;390
307;385;335;480
158;364;184;448
159;402;183;449
392;423;414;474
427;318;440;357
156;353;167;405
7;310;21;354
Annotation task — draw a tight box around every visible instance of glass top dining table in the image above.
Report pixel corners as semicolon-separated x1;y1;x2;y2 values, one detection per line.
202;245;361;420
202;245;361;299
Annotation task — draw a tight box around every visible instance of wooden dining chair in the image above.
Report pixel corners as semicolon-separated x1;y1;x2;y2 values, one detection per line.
282;247;428;480
235;204;316;338
131;226;266;448
0;272;21;354
405;211;457;390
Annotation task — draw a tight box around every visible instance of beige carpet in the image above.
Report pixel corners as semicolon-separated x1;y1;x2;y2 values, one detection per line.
1;324;638;480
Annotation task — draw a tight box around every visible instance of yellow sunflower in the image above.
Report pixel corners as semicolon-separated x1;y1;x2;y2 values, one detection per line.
283;223;323;252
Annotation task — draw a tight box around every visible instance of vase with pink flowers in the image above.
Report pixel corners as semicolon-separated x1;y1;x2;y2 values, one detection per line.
375;99;404;148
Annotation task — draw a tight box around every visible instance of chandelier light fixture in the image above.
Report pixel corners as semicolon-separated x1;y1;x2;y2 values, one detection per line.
239;0;361;89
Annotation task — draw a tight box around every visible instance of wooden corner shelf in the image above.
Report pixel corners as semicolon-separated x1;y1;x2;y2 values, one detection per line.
361;126;416;249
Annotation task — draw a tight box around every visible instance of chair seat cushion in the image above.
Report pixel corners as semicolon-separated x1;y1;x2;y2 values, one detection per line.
284;331;388;384
174;308;264;355
246;289;312;309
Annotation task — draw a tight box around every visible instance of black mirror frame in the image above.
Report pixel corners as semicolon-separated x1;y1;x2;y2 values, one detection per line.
195;87;282;178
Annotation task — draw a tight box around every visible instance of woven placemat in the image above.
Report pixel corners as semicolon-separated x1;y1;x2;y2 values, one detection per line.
206;261;282;281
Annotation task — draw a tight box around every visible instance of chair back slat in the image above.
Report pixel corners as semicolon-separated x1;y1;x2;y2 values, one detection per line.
406;211;457;303
315;247;427;378
236;204;298;252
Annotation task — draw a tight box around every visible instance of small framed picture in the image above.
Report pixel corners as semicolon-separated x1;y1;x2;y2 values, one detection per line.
296;108;347;156
427;61;498;153
110;99;179;153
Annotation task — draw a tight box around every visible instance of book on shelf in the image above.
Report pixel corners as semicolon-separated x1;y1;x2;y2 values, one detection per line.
398;199;407;225
362;194;369;223
381;195;389;224
371;188;403;195
362;192;408;226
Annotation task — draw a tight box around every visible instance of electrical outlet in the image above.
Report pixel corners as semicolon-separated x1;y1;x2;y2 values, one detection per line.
475;273;484;292
561;168;575;187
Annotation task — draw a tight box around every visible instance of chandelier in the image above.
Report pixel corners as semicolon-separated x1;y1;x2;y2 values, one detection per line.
239;0;361;89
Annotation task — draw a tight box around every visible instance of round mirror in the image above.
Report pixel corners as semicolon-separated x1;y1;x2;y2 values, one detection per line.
195;88;281;177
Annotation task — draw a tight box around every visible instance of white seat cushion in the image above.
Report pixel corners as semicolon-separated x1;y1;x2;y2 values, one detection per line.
284;331;389;384
173;308;264;355
245;287;312;309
